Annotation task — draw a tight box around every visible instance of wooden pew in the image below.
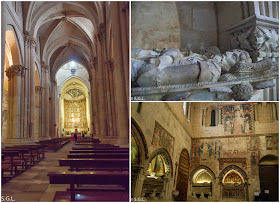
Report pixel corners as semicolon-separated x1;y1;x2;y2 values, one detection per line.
59;158;129;171
75;138;100;144
72;146;124;150
72;145;119;149
4;145;43;164
67;153;128;159
48;171;129;201
69;149;129;154
37;138;70;151
1;151;20;184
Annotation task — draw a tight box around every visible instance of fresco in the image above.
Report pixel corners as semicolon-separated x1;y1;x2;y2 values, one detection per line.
131;135;140;165
198;143;212;160
190;140;200;170
266;135;278;150
195;171;212;183
214;140;221;159
221;104;255;135
224;171;243;183
147;155;165;177
152;121;175;156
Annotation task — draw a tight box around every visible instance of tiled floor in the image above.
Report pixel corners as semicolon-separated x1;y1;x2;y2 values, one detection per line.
2;142;74;202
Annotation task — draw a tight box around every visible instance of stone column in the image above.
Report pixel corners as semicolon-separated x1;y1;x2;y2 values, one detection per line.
104;59;114;139
96;34;107;139
107;60;118;138
35;86;42;140
29;38;36;140
90;58;99;138
1;2;6;103
23;33;30;139
50;80;56;138
20;67;27;141
5;65;23;143
44;65;50;139
111;2;129;147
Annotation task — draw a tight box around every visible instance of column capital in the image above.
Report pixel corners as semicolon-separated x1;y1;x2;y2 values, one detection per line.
24;31;31;46
97;23;106;41
122;2;129;12
105;59;114;71
91;57;98;66
30;37;36;48
21;67;28;77
6;65;24;80
35;86;43;94
41;61;49;72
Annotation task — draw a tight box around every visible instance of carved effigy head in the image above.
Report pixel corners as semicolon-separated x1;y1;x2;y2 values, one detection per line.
212;49;252;73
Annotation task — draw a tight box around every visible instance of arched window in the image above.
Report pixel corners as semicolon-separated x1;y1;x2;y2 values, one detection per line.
211;110;216;126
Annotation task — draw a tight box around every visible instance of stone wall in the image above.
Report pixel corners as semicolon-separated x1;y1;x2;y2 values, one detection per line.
132;2;218;52
216;2;245;52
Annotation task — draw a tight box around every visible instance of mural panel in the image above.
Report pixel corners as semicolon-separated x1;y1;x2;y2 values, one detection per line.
266;135;278;150
152;121;175;156
131;135;140;165
198;143;212;160
221;104;255;135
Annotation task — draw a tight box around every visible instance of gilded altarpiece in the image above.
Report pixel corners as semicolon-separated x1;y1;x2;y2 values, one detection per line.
64;99;88;129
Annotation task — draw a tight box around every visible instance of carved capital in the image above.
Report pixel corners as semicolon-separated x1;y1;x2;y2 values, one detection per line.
6;65;24;79
97;23;106;41
231;25;279;61
21;67;27;77
35;86;43;94
122;2;129;12
24;32;31;46
91;57;98;68
30;38;36;47
105;59;114;71
41;61;49;72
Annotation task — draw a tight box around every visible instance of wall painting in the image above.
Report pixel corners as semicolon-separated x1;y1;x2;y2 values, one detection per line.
221;104;255;135
198;143;212;160
152;121;175;156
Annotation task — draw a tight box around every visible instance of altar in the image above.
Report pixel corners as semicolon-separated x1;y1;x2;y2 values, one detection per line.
71;132;82;137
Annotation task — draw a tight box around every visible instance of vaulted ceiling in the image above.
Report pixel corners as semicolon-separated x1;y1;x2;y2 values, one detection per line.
23;2;104;79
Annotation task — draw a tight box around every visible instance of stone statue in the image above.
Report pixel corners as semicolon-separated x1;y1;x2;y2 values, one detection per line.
132;48;269;87
131;47;278;101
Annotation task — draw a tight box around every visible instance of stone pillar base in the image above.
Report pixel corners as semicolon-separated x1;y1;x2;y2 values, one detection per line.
116;136;129;148
99;137;119;146
37;136;52;141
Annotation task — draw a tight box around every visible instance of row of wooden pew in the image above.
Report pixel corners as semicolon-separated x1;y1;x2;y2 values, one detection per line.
47;138;129;201
1;138;71;185
1;144;46;184
36;137;71;151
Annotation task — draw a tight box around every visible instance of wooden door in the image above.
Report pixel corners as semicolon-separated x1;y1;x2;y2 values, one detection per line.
259;165;278;201
174;149;190;201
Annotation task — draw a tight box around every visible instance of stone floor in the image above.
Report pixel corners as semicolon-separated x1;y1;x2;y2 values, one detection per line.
2;142;74;202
